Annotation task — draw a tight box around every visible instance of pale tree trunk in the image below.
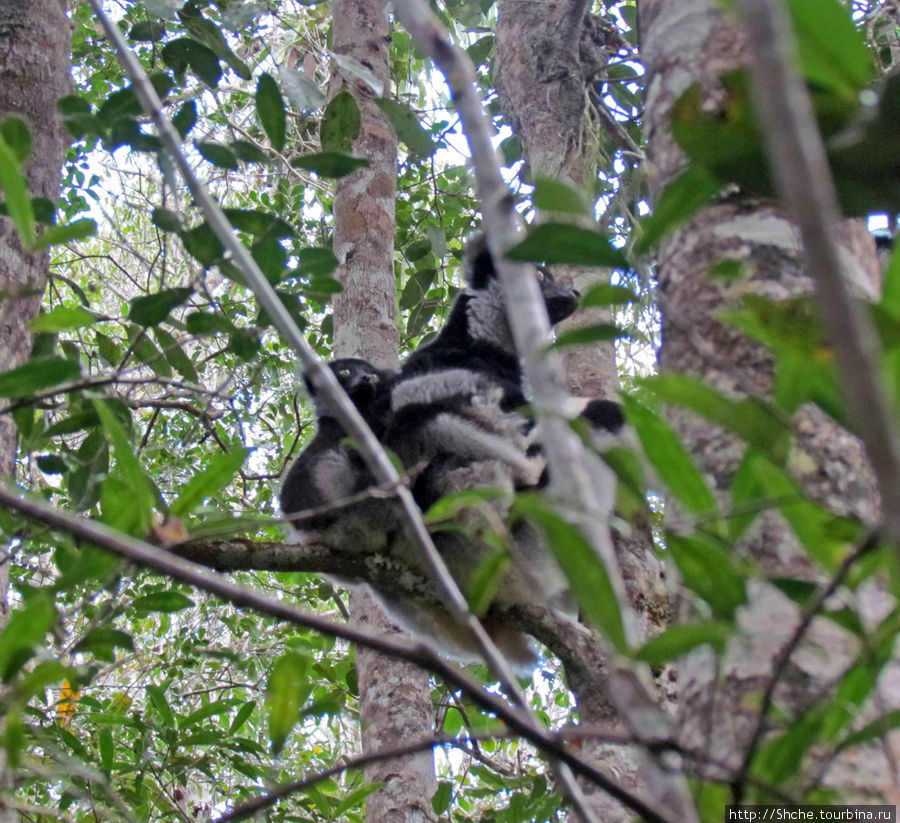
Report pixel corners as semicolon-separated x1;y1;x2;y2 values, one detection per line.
0;1;70;818
640;0;897;796
495;4;668;818
330;1;437;820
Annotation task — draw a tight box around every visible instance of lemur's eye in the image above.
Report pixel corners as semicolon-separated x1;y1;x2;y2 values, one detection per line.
338;369;351;378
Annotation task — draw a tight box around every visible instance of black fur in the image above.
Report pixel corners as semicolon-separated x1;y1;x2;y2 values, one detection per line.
280;358;395;531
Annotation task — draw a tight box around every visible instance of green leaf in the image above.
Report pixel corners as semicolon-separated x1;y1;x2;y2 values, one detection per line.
128;287;193;326
579;283;639;308
162;37;222;88
187;311;234;335
132;591;194;614
93;398;155;536
170;447;250;517
230;701;256;734
266;651;311;755
36;455;67;475
432;782;454;815
551;323;626;348
30;306;95;333
183;15;251;80
255;72;286;152
633;166;720;254
666;532;748;619
0;595;55;681
180;221;225;267
523;500;628;653
99;729;115;771
621;395;717;515
129;20;166;41
279;66;327;110
0;133;35;248
787;0;871;98
0;355;80;398
222;209;295;239
290;151;369;178
672;73;771;199
506;223;628;268
73;628;134;662
145;684;176;728
321;90;361;153
634;621;733;665
229;139;268;164
291;247;337;280
152;327;199;382
173;100;197;138
375;98;437;158
1;116;31;163
33;218;96;250
465;547;509;615
640;373;790;463
733;451;860;570
152;208;183;234
196;140;238;170
532;178;591;216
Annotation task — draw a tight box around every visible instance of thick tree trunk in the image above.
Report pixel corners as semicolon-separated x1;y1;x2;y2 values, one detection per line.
495;3;669;818
0;0;71;818
330;1;437;820
640;0;894;794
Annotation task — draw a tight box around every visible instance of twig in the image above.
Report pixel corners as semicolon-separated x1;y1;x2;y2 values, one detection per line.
731;532;877;801
736;0;900;545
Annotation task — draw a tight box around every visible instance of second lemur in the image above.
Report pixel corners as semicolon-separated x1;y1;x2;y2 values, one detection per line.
280;358;396;535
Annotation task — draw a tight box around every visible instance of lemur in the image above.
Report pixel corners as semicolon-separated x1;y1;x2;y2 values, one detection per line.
280;358;396;537
384;234;581;510
374;235;588;667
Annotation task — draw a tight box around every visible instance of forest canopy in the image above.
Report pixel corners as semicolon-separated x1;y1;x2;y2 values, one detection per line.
2;1;900;821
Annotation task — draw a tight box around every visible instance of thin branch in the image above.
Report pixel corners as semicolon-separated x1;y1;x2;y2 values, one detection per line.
731;532;878;801
0;481;676;823
216;734;454;822
736;0;900;545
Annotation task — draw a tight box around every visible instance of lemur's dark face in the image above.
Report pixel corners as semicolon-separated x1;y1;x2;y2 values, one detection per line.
304;358;388;410
467;240;579;326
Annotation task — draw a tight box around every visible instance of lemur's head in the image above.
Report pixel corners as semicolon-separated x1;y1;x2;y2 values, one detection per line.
305;358;396;431
462;235;579;347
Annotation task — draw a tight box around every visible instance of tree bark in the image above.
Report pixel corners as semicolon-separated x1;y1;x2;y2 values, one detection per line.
494;3;669;818
640;0;894;795
0;0;71;818
330;1;437;820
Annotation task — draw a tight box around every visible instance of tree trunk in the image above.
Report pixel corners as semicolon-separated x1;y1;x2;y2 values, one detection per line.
0;0;71;818
640;0;894;794
495;3;669;818
330;1;437;820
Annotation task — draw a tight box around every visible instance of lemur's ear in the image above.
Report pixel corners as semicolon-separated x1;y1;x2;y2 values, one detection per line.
463;232;495;290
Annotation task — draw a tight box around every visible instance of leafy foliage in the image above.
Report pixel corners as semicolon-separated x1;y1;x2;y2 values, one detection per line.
2;0;900;818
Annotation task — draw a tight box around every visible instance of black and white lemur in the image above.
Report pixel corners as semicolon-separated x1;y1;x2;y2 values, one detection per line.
280;234;624;667
279;358;397;540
